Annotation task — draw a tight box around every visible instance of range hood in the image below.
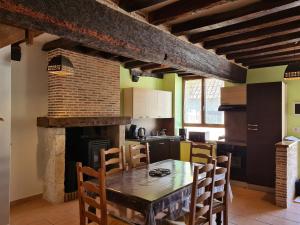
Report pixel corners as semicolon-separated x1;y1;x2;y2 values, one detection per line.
218;105;246;111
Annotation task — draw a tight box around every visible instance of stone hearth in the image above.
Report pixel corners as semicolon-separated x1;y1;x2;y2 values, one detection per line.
38;119;128;203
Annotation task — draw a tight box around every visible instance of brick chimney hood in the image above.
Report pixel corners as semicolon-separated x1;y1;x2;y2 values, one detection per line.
37;117;131;128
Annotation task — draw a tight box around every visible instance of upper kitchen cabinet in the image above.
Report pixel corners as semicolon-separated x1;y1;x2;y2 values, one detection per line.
123;88;172;119
221;86;247;105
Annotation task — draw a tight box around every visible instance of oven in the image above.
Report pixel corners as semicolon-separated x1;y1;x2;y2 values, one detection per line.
217;143;247;182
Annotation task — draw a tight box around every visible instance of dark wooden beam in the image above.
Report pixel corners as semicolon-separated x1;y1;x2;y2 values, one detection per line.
235;48;300;64
25;29;33;45
189;5;300;43
140;63;165;71
0;0;246;82
148;0;227;25
172;1;300;35
226;42;300;60
244;54;300;68
216;31;300;55
151;67;180;73
203;19;300;49
0;23;24;48
123;60;153;69
118;0;168;12
247;60;292;69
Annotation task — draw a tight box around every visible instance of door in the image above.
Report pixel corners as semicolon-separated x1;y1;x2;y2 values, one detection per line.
247;82;283;187
169;138;180;160
0;46;11;225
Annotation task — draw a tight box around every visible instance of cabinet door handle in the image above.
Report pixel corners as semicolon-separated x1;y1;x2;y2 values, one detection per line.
159;142;165;145
248;128;258;131
248;124;258;127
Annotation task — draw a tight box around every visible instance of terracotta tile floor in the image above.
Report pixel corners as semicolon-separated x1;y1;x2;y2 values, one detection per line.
10;186;300;225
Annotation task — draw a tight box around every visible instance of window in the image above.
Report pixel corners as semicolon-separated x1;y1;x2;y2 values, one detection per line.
183;77;224;127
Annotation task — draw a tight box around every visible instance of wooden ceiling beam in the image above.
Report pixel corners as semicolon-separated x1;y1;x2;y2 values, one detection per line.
140;63;163;71
118;0;168;12
151;67;179;73
0;0;246;82
148;0;227;25
216;31;300;55
123;60;153;69
189;5;300;43
245;55;300;67
235;48;300;63
171;1;300;36
247;58;299;69
239;52;300;65
203;19;300;49
226;42;300;60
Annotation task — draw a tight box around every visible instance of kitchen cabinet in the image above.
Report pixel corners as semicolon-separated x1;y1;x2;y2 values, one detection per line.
141;137;180;163
221;85;247;105
247;82;286;188
123;88;172;119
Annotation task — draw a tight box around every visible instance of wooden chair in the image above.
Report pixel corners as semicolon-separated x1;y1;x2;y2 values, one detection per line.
76;163;134;225
166;160;216;225
213;153;232;225
100;146;126;175
76;162;107;225
190;142;214;164
129;143;150;168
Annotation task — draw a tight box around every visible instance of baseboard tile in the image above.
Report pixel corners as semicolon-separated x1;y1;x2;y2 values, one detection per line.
10;193;43;207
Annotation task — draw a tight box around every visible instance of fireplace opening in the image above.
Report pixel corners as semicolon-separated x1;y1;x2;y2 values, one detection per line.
64;127;112;201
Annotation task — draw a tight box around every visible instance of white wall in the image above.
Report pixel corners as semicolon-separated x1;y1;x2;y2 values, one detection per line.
10;38;48;201
0;46;11;225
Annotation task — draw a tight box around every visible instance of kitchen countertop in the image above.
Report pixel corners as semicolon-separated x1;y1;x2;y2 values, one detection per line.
126;135;181;142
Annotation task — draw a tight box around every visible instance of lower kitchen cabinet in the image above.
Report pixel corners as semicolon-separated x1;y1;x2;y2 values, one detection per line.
142;137;180;163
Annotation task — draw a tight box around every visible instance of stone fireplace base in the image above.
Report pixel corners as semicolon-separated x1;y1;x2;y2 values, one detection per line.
37;117;129;203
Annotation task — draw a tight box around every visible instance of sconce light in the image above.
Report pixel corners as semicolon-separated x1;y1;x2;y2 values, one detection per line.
47;55;74;76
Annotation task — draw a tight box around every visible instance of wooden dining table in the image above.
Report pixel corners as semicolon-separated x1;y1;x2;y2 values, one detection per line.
92;159;229;225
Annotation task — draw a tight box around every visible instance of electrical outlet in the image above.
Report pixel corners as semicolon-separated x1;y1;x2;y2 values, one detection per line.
293;127;300;133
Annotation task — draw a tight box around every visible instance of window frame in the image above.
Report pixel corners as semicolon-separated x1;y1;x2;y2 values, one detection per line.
182;76;224;128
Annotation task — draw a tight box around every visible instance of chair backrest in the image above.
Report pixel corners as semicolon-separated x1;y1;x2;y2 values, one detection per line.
100;146;126;176
129;143;150;168
189;161;216;225
76;163;107;225
214;153;232;203
190;142;214;164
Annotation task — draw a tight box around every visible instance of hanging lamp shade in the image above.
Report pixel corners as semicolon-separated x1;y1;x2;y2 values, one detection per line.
47;55;74;76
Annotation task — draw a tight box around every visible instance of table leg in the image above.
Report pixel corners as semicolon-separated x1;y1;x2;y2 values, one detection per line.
216;212;222;225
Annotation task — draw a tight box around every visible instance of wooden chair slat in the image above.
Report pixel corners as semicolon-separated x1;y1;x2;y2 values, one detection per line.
196;191;211;204
132;153;147;160
198;163;214;173
82;182;100;194
130;144;147;151
85;211;101;223
215;179;226;187
197;177;212;189
214;191;225;199
105;158;121;166
106;167;122;175
216;155;229;163
82;194;101;209
81;166;100;178
195;205;210;217
104;148;121;155
216;167;227;175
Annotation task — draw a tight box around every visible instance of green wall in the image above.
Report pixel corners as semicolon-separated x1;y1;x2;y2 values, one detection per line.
247;66;300;175
120;67;183;134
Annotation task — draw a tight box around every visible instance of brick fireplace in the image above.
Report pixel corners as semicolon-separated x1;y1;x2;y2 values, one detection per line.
37;49;130;203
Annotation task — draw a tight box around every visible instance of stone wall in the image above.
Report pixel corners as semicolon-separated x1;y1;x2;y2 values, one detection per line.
38;127;65;203
275;141;299;208
48;49;120;117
